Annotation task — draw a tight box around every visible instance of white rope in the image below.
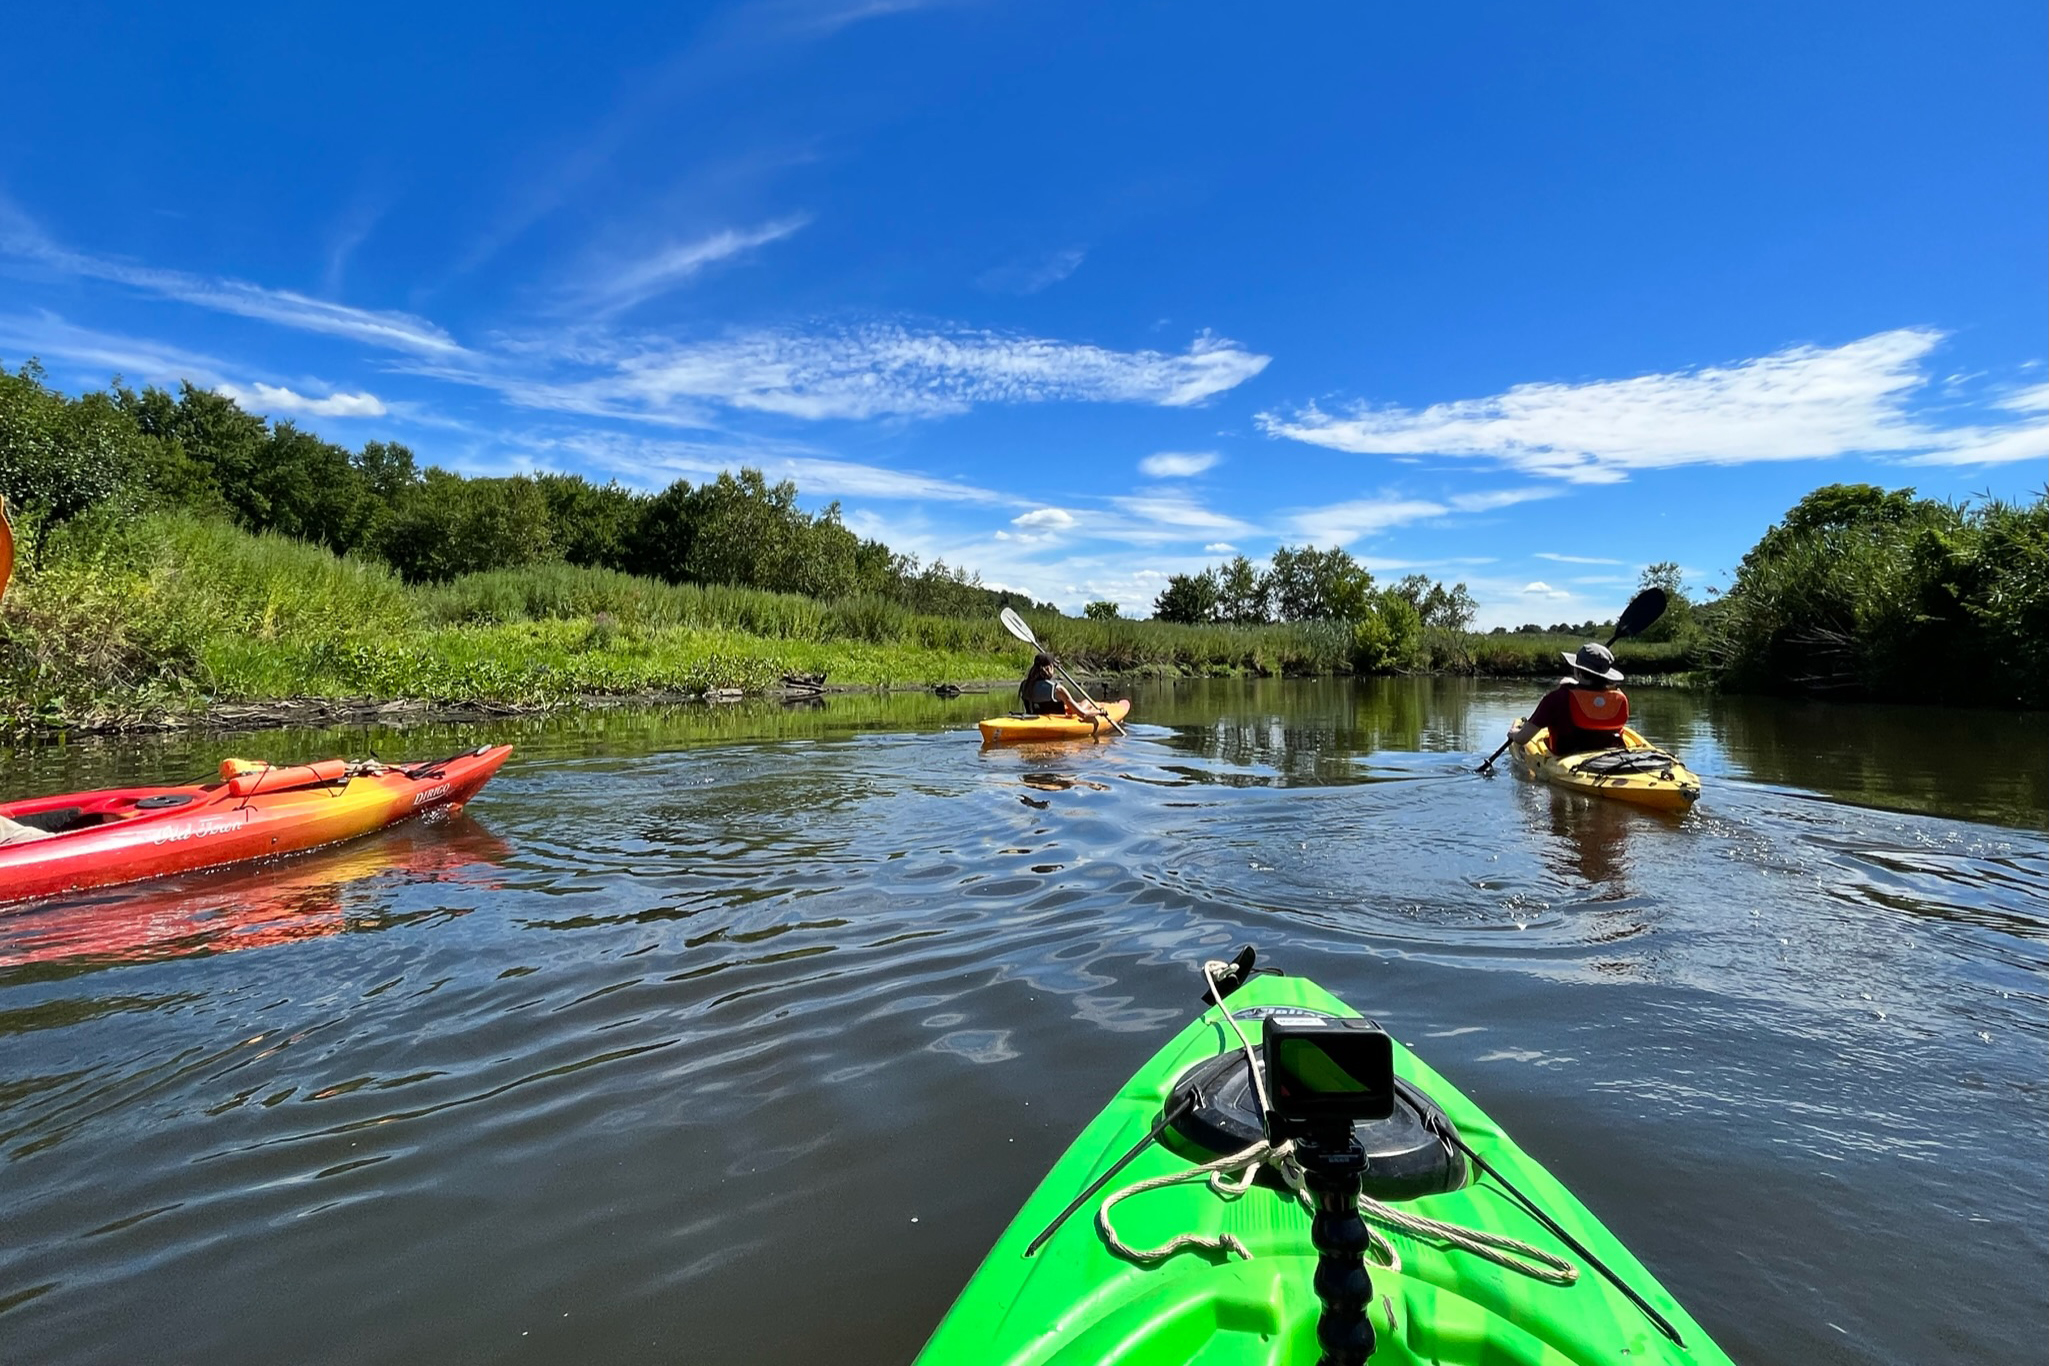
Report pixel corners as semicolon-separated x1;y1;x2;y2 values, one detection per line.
1096;965;1578;1285
1094;1139;1273;1263
1357;1195;1576;1285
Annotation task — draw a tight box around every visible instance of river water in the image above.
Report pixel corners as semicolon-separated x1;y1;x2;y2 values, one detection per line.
1;679;2043;1364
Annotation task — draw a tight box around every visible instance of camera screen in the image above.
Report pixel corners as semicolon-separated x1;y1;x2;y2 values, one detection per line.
1263;1017;1395;1131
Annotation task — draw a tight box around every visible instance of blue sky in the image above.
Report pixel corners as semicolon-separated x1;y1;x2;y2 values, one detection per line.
3;0;2043;624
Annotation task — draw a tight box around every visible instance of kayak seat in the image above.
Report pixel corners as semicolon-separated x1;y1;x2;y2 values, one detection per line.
10;806;91;834
1162;1049;1468;1202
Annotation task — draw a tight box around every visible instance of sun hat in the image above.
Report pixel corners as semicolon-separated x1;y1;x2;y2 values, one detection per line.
1562;642;1624;684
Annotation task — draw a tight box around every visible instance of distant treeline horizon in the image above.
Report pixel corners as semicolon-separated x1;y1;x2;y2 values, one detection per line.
3;362;2043;709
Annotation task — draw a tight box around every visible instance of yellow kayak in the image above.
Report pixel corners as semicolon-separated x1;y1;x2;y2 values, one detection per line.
978;699;1130;745
1513;725;1701;810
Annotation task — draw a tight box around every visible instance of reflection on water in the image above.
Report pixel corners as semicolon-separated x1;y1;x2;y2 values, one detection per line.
0;821;513;973
0;679;2042;1366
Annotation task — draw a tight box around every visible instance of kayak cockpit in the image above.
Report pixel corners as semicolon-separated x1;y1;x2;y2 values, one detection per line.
0;789;209;844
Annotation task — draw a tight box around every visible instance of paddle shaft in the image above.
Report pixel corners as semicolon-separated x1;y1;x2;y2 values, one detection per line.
0;495;13;606
1050;659;1126;736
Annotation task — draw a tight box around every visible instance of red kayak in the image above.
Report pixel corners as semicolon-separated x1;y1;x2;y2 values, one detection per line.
0;745;513;905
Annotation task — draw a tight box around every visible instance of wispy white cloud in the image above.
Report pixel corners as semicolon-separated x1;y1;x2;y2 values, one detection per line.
1;200;463;356
1897;383;2049;466
578;216;810;312
1534;551;1624;565
1111;493;1253;536
215;381;387;418
548;429;1011;503
1446;487;1561;512
1259;329;2046;481
978;246;1087;295
481;325;1270;423
1012;507;1077;529
0;311;230;385
1289;497;1451;546
772;0;946;37
1283;486;1555;546
5;207;1265;432
1203;541;1236;554
1138;450;1220;478
1521;581;1567;597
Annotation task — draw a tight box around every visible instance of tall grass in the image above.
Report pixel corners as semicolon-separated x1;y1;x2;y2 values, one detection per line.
0;513;1699;735
420;562;1358;674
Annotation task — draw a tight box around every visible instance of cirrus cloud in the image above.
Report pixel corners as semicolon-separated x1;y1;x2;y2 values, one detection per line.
530;325;1272;422
577;216;812;313
1258;329;2046;482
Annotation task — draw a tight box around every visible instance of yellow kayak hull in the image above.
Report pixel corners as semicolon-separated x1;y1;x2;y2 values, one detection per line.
1513;725;1701;810
978;699;1130;745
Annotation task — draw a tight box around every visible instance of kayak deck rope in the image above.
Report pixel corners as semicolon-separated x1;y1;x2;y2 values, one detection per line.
1093;961;1578;1286
1569;747;1680;776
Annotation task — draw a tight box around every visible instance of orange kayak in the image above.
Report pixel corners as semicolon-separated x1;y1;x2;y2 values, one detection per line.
978;699;1131;745
0;745;513;905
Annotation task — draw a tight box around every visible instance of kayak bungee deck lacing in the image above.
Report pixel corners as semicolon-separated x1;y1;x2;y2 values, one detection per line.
1568;748;1682;777
1092;960;1579;1285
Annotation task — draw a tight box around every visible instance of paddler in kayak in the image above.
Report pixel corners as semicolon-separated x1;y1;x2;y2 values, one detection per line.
1507;642;1629;757
1019;652;1105;720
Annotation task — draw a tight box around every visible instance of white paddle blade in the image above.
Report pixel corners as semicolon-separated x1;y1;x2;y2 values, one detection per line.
999;607;1038;646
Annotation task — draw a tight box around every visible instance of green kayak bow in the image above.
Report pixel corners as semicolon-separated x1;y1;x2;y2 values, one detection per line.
914;952;1735;1366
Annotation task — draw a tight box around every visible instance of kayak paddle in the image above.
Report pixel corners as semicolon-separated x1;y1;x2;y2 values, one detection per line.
1476;586;1668;774
999;607;1129;736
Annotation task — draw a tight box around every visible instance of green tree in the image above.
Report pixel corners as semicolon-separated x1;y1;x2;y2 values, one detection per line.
132;383;273;527
0;363;145;529
536;473;643;570
380;471;555;582
1389;573;1477;631
1266;545;1374;622
1083;599;1121;620
250;422;374;553
1153;570;1221;624
625;478;698;582
1216;555;1270;623
356;440;421;504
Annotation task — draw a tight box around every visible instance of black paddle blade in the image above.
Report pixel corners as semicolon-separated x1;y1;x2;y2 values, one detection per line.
1607;587;1668;645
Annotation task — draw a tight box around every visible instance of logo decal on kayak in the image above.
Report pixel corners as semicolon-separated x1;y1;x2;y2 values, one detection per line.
412;783;452;808
150;816;245;845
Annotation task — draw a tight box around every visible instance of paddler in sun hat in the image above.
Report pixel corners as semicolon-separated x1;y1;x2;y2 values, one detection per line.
1507;642;1630;758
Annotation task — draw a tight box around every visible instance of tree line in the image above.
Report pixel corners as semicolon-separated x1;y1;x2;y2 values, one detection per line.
1150;548;1477;631
0;363;1048;617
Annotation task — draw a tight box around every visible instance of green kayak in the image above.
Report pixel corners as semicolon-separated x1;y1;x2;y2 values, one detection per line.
914;956;1735;1365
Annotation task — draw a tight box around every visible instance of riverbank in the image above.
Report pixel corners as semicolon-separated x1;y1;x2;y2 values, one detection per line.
0;511;1699;737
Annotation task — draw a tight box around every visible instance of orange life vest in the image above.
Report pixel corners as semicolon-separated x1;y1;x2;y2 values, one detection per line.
1565;687;1629;731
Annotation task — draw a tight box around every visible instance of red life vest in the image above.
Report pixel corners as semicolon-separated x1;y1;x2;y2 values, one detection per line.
1565;687;1629;731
